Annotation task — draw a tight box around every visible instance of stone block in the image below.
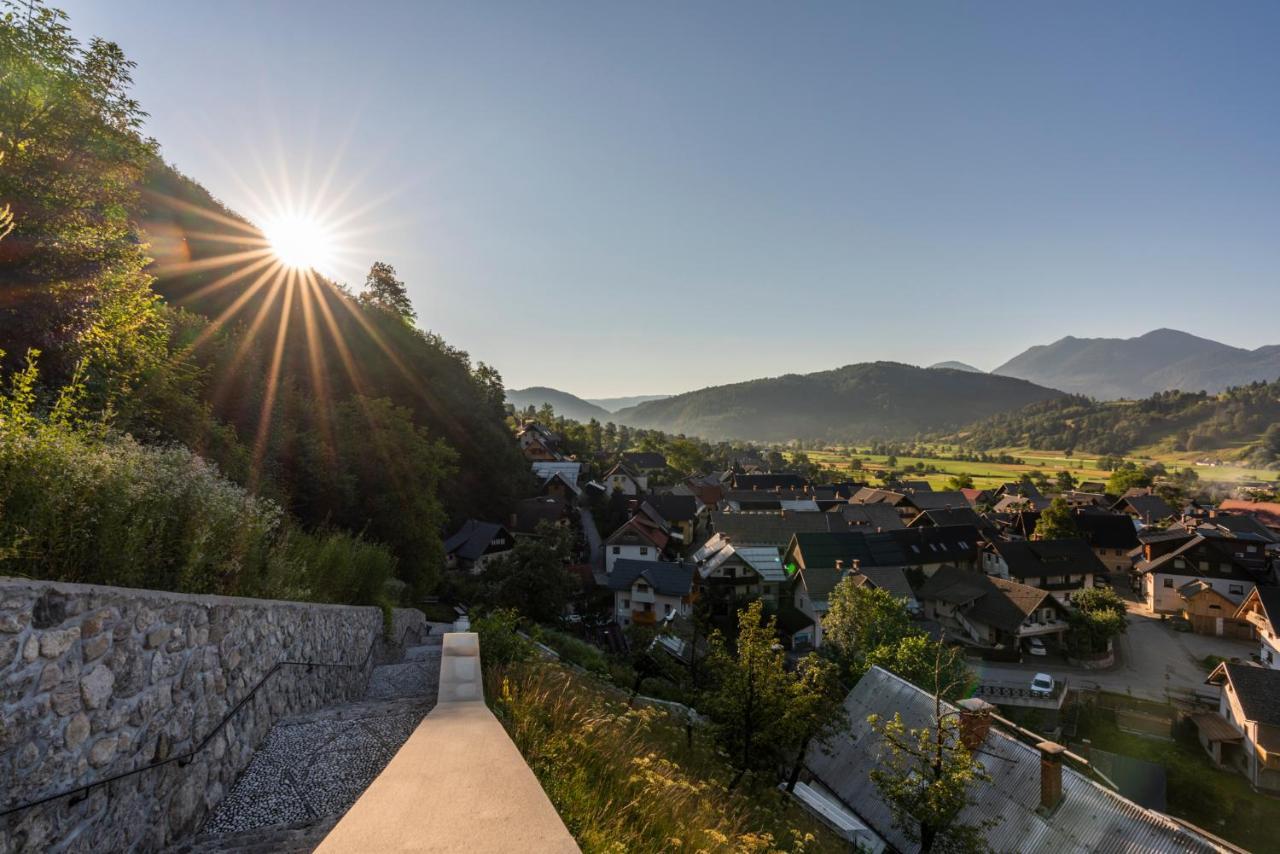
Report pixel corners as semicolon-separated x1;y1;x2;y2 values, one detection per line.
64;712;91;750
88;735;118;767
82;632;110;662
81;665;115;710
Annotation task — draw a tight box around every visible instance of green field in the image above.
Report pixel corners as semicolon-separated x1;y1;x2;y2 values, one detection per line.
802;446;1278;490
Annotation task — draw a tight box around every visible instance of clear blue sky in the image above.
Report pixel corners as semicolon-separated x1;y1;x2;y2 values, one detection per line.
61;1;1280;397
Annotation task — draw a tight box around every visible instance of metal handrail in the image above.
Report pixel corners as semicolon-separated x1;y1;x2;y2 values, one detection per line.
0;621;423;820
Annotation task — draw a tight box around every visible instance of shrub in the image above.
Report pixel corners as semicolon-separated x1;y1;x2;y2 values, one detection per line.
537;627;608;674
473;608;534;669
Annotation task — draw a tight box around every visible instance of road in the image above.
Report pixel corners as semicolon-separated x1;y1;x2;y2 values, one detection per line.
973;611;1255;704
578;505;604;571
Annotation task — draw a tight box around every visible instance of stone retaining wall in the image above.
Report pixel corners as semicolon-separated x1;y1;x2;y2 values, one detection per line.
0;578;424;853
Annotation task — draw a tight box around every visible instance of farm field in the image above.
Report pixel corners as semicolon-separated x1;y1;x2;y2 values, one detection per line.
801;447;1278;491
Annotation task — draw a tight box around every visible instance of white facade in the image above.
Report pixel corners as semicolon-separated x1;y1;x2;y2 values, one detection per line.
982;552;1093;607
1144;571;1253;614
614;579;689;627
606;542;657;575
606;472;646;496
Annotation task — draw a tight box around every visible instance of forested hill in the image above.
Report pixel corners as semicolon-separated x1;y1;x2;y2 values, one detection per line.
611;362;1064;442
506;386;613;423
0;4;528;602
949;381;1280;466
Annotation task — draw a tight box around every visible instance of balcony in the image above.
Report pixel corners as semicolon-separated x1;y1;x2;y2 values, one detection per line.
631;610;657;625
1016;618;1069;638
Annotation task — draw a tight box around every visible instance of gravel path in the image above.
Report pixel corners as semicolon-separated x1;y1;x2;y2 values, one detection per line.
171;637;442;853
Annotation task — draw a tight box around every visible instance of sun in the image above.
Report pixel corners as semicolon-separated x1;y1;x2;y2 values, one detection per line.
263;213;336;273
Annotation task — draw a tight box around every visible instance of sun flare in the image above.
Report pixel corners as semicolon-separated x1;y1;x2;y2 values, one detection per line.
263;213;336;273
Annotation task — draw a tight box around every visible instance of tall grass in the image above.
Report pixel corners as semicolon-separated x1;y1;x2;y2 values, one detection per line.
0;355;396;604
485;663;841;853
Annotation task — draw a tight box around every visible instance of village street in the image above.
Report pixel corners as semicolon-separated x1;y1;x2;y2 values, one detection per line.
972;610;1256;704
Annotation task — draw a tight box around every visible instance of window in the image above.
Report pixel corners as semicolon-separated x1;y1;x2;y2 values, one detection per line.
636;582;649;592
664;603;672;615
639;547;648;556
1229;584;1244;596
622;598;630;608
642;602;652;612
1163;578;1174;588
612;546;620;555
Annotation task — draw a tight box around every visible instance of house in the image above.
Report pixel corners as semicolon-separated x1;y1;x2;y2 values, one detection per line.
681;474;725;509
609;559;695;628
730;472;808;491
1174;580;1254;638
707;509;856;548
1134;532;1264;618
517;423;561;461
642;493;701;546
1112;490;1177;526
691;533;787;610
602;462;646;496
799;667;1225;854
509;497;573;536
916;565;1070;651
833;502;905;531
443;520;515;573
850;488;971;522
992;493;1050;514
1198;663;1280;792
537;470;581;501
1058;491;1109;509
1078;480;1107;494
1217;499;1280;535
1071;510;1140;574
720;488;820;513
621;451;667;474
530;460;582;489
981;538;1106;605
790;566;848;649
1234;587;1280;668
995;480;1044;500
784;525;981;579
604;512;671;574
907;507;998;542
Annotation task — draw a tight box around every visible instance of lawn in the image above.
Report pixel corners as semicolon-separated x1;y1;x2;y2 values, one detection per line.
803;445;1277;490
1071;704;1280;853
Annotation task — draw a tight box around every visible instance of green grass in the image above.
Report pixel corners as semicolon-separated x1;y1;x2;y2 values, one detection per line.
1072;705;1280;853
805;445;1277;490
484;661;844;853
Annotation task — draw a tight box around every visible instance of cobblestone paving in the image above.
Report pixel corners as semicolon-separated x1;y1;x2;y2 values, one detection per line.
174;637;442;852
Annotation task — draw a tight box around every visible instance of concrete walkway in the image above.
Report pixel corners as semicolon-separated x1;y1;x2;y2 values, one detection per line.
172;634;444;853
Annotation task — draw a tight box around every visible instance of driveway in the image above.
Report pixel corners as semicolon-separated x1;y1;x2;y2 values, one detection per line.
578;505;604;570
972;611;1255;704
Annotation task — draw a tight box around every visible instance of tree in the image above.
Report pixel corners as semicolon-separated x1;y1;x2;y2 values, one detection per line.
1055;470;1077;492
947;473;974;491
782;652;846;792
703;600;792;789
823;582;915;682
1034;497;1080;541
479;522;578;624
865;634;971;701
868;642;997;853
359;261;416;323
1066;586;1128;657
1107;462;1152;495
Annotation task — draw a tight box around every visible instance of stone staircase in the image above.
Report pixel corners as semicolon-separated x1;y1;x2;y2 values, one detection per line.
171;632;445;853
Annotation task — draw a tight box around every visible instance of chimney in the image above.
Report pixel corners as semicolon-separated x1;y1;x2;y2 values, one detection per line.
835;559;844;570
1036;741;1066;812
850;558;861;573
956;698;994;750
628;499;639;513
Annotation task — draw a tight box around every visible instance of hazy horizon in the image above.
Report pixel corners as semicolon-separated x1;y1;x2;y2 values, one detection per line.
61;1;1280;397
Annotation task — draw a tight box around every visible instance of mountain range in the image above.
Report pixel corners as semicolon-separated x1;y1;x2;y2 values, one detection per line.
992;329;1280;400
610;362;1062;442
584;394;670;411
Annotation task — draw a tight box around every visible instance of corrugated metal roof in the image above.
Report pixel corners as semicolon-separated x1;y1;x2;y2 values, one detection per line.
805;667;1226;854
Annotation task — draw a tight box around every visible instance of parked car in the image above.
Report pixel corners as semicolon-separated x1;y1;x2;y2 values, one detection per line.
1030;672;1055;697
1094;575;1111;588
1025;637;1047;656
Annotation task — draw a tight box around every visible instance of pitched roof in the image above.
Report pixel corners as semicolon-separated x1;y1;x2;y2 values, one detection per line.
916;565;1053;633
993;494;1051;513
908;507;987;530
602;461;641;481
531;460;582;483
643;493;699;525
621;451;667;470
538;470;581;497
1209;513;1280;543
1218;499;1280;529
835;503;905;530
710;510;854;547
806;667;1222;854
1211;662;1280;727
607;559;695;597
853;565;916;603
510;497;569;534
1072;510;1140;550
1133;534;1262;581
988;538;1108;579
443;520;510;561
903;490;971;511
797;566;846;601
730;472;809;491
605;513;670;550
790;525;980;571
692;535;788;583
1242;586;1280;628
1113;493;1177;522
